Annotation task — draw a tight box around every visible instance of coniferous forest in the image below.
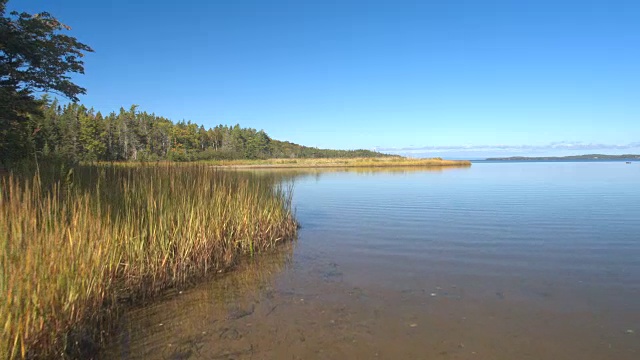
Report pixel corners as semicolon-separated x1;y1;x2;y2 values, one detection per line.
0;0;384;168
11;98;386;165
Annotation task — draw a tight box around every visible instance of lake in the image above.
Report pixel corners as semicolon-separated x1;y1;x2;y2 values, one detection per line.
101;162;640;359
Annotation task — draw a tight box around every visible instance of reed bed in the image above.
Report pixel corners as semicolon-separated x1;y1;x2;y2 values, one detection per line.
0;164;297;359
209;156;472;168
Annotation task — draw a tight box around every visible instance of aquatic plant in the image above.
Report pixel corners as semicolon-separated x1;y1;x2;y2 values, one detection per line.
207;156;472;168
0;164;297;358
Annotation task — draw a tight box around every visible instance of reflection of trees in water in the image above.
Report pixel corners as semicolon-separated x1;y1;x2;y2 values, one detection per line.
235;165;472;183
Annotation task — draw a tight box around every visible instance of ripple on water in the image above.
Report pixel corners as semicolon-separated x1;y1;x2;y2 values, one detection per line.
101;163;640;359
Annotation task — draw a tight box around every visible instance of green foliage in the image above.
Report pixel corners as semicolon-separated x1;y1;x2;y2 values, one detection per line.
0;0;92;100
29;100;390;163
78;110;106;161
0;0;93;166
1;0;387;167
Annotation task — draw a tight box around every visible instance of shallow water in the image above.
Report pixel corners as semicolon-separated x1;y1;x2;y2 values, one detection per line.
101;162;640;359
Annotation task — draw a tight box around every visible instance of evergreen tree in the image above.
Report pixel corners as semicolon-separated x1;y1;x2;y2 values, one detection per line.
79;110;106;161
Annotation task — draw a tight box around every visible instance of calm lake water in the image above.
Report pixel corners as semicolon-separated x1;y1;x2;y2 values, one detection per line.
101;162;640;359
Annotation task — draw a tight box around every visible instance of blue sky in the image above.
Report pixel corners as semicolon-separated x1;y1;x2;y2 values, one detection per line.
10;0;640;158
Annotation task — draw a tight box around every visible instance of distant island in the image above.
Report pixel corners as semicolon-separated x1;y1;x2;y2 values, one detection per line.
486;154;640;161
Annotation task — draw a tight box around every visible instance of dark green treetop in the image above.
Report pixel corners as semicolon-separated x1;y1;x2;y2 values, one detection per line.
1;0;93;166
0;0;93;100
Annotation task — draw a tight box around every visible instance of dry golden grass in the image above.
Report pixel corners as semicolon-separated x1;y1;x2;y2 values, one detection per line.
208;156;471;168
0;164;297;358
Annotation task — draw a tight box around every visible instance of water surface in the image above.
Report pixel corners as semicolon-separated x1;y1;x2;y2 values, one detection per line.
102;162;640;359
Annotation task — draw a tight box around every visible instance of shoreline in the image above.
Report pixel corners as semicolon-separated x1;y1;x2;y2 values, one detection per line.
208;157;472;169
1;164;298;359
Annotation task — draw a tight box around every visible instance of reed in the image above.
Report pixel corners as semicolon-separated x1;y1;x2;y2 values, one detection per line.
0;163;297;358
208;156;472;168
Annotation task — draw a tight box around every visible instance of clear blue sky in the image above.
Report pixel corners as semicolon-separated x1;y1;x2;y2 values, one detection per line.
10;0;640;158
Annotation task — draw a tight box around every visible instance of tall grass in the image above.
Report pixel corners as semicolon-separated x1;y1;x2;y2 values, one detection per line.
0;164;297;358
208;156;472;168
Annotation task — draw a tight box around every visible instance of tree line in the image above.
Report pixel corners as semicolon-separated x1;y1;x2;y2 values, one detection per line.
20;98;385;164
1;0;386;167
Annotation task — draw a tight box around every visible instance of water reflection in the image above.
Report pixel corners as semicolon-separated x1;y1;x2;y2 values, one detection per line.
233;165;472;183
101;163;640;359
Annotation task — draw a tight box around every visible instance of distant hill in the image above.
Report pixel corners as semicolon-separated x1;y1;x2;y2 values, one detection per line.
486;154;640;161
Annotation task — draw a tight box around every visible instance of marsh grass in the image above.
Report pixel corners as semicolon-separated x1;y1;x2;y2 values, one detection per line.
208;156;472;168
0;163;297;359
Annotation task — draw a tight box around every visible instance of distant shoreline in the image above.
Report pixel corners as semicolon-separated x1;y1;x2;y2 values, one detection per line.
485;154;640;161
210;157;472;168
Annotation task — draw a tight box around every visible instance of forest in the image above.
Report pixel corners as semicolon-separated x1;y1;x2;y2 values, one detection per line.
11;98;388;165
0;0;386;168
